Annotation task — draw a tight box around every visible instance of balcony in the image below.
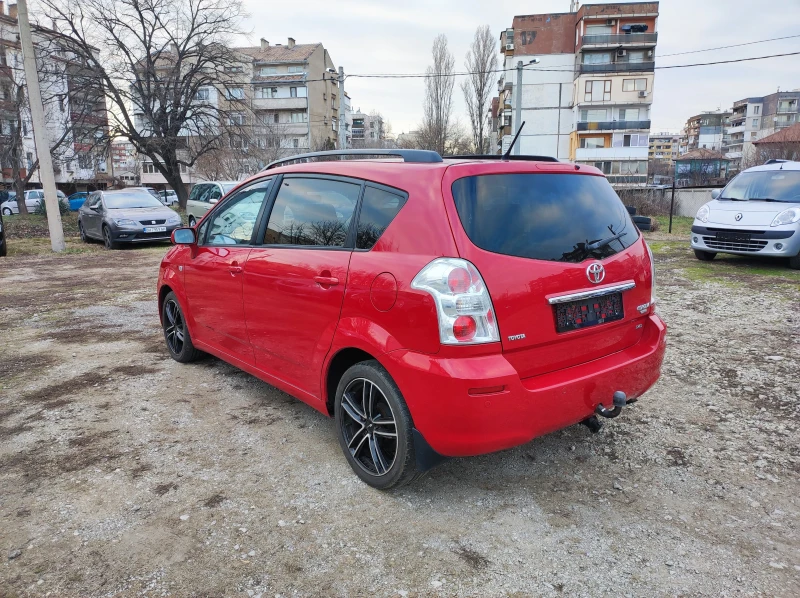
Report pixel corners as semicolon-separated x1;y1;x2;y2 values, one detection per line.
251;97;306;110
577;120;651;131
578;61;655;74
581;33;658;47
575;146;649;160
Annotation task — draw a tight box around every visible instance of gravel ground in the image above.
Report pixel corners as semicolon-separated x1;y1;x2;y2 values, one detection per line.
0;239;798;597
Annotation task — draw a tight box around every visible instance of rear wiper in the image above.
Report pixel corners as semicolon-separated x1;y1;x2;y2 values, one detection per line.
585;231;628;252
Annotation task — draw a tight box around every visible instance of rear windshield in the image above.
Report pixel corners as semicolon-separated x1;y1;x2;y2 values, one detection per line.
451;173;638;263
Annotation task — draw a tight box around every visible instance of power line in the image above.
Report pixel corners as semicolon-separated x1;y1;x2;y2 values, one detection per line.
656;34;800;58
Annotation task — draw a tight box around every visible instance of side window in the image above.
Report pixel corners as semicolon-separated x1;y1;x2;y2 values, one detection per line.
205;179;272;246
88;193;102;209
207;186;223;202
264;177;360;247
356;186;407;250
188;184;206;202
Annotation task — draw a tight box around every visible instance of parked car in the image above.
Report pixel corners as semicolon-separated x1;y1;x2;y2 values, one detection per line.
186;181;238;227
691;160;800;269
78;188;182;249
0;189;68;214
0;211;6;257
159;189;179;206
158;150;665;489
67;192;89;211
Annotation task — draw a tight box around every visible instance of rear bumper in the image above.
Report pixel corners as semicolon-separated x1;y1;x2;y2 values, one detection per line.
384;314;667;457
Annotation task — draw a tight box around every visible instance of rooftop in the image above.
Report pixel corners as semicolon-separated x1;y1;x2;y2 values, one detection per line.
237;42;319;64
754;122;800;145
676;148;730;161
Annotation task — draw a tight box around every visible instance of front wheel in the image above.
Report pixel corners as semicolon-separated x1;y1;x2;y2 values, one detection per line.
188;216;196;227
694;249;716;261
162;292;202;363
335;360;420;490
2;207;12;216
102;226;118;250
789;252;800;270
79;221;88;243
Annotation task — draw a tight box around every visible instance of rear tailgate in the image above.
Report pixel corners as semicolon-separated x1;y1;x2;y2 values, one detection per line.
442;162;654;379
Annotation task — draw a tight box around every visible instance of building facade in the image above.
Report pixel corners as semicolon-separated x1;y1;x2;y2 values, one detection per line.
680;112;731;155
495;2;658;186
728;91;800;167
350;109;385;147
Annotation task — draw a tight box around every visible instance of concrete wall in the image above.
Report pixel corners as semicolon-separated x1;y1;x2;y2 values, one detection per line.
675;188;715;217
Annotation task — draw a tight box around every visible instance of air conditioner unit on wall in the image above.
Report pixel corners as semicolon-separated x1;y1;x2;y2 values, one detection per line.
617;49;627;57
638;91;648;98
607;19;616;25
506;43;514;50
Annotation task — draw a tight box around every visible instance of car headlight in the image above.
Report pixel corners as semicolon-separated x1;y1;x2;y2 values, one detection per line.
113;218;138;226
167;214;181;224
696;204;710;223
771;207;800;227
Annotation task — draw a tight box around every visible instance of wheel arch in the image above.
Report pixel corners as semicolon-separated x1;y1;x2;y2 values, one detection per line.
324;347;379;416
158;284;174;323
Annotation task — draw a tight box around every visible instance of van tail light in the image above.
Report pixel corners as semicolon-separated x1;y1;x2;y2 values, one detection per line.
411;258;500;345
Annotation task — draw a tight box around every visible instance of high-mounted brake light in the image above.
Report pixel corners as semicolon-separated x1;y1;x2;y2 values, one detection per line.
411;258;500;345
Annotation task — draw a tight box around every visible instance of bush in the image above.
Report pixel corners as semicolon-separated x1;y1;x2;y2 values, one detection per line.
34;196;70;216
616;188;674;217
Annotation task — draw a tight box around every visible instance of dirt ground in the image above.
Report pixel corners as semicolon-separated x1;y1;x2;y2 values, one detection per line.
1;236;798;597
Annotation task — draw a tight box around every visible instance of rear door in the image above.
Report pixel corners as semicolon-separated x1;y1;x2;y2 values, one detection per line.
183;178;274;364
242;175;361;397
442;163;653;379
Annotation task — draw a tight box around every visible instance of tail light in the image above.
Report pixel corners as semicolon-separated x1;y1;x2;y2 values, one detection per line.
645;242;657;311
411;258;500;345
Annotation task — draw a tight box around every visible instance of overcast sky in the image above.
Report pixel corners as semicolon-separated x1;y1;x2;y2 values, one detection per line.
242;0;800;136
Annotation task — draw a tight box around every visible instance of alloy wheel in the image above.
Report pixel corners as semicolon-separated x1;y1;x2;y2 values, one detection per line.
103;227;112;249
339;378;398;476
2;208;11;216
164;299;185;355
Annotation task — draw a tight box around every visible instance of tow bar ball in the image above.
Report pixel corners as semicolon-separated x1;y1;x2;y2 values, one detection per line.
596;391;628;419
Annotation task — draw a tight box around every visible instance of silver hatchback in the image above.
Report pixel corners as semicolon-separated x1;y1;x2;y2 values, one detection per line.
691;160;800;269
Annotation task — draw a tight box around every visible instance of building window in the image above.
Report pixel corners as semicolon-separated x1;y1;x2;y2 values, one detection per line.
619;108;640;121
143;162;158;174
228;113;245;126
580;108;608;122
752;118;759;128
289;87;308;98
287;66;304;73
580;137;605;149
613;133;648;147
583;52;611;65
584;80;611;102
622;78;647;92
226;87;245;100
256;86;278;99
290;112;307;123
292;138;299;148
194;88;210;101
753;105;760;115
260;67;277;76
225;65;244;73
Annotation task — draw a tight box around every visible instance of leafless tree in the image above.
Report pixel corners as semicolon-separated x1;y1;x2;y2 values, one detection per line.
460;25;497;154
40;0;251;208
0;22;108;215
740;140;800;169
416;34;455;155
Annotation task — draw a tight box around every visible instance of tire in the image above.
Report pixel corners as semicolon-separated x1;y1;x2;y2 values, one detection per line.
188;216;196;227
694;249;716;261
334;360;420;490
632;215;651;231
102;225;118;250
162;292;203;363
2;207;12;216
78;221;89;243
789;252;800;270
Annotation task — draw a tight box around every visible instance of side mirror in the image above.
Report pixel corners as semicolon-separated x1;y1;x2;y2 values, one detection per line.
209;198;219;205
172;227;196;245
710;189;721;200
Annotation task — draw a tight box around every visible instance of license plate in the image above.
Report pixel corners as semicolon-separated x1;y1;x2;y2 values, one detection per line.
143;226;167;233
555;292;624;333
716;231;751;242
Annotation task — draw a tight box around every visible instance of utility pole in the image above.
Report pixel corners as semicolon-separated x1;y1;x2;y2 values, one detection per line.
17;0;65;252
338;66;346;150
513;61;523;156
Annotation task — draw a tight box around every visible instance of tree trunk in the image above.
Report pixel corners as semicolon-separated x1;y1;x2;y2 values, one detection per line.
10;144;28;216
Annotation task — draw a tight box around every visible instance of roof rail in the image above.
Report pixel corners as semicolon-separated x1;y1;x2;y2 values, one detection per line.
445;154;560;163
764;159;789;164
263;149;443;170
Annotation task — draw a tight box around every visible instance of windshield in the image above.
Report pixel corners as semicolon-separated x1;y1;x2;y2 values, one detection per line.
222;184;237;194
720;170;800;202
105;193;164;209
451;173;638;263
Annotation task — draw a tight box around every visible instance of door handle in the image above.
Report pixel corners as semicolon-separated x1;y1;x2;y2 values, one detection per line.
229;263;243;275
314;275;339;286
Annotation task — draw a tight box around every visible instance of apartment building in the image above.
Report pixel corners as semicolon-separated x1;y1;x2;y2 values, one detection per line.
728;90;800;166
679;111;731;155
141;37;341;188
495;2;658;186
648;132;678;161
0;2;110;193
350;109;385;147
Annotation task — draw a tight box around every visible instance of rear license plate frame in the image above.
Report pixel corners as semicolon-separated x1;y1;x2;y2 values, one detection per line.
554;292;624;333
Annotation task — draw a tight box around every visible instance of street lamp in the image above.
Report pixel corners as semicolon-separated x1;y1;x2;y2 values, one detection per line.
513;58;540;155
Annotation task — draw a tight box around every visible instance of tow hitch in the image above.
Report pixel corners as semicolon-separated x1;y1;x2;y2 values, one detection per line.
581;391;632;434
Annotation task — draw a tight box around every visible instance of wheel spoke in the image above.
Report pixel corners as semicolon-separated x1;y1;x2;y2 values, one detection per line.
347;424;367;449
350;430;369;458
373;429;397;438
175;328;184;342
342;390;366;421
165;302;176;326
372;417;395;426
361;380;369;417
369;434;389;474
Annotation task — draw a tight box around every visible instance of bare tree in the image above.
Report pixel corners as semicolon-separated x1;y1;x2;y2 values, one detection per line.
0;22;108;215
460;26;497;154
40;0;251;207
740;140;800;169
417;34;455;155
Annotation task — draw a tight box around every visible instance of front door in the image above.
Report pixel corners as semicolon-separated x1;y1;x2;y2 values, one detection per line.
243;175;361;397
183;178;274;364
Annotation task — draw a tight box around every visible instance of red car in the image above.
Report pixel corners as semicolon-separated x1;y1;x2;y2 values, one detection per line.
158;150;666;489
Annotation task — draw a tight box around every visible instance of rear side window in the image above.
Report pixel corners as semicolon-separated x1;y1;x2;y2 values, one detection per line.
451;174;638;263
264;178;360;247
356;186;407;249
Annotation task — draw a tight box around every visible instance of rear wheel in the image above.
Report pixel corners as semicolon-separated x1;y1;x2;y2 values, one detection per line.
335;360;420;490
188;216;196;227
102;226;118;250
79;221;89;243
162;292;202;363
694;249;716;261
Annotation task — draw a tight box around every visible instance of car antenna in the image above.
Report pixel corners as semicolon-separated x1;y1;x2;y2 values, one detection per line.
502;121;525;160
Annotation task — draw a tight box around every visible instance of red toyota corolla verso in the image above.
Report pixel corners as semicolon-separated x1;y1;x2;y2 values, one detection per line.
158;151;666;489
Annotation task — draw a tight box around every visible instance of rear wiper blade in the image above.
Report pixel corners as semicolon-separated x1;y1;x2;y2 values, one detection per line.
585;231;627;252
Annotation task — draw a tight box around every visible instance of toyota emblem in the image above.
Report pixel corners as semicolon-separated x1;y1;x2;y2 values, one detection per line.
735;213;743;221
586;262;605;284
